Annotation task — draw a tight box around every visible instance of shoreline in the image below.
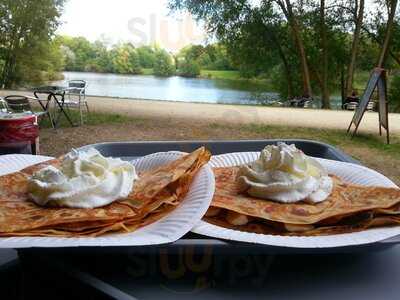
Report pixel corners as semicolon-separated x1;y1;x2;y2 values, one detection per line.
1;89;399;135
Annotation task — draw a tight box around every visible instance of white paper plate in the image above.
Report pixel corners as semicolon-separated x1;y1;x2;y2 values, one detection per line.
192;152;400;248
0;152;215;248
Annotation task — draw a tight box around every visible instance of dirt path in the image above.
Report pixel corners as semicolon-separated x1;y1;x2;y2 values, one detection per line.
2;90;400;134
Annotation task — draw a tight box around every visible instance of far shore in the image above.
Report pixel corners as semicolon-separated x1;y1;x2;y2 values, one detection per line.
1;89;399;135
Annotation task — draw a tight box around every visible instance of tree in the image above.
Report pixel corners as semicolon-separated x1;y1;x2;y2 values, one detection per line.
0;0;65;87
110;43;142;74
376;0;398;68
319;0;330;108
58;36;97;71
169;0;314;99
275;0;313;99
344;0;365;98
179;60;201;77
153;49;175;76
136;45;156;69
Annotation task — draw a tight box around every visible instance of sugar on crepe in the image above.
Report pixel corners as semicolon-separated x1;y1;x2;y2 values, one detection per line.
204;144;400;236
0;147;211;237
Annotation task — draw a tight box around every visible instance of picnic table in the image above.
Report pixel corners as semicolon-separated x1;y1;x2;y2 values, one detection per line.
33;85;76;128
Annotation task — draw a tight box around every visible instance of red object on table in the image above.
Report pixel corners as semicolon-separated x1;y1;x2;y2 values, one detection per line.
0;114;39;155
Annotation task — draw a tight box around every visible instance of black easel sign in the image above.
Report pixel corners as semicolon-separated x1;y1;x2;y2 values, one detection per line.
347;68;390;144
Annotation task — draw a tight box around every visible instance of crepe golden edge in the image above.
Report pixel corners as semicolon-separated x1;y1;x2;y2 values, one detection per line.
0;147;211;237
203;166;400;236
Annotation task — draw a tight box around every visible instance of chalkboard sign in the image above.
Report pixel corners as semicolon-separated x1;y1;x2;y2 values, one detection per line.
347;68;390;144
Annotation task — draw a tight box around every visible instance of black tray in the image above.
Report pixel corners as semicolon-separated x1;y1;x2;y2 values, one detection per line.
16;140;400;300
35;139;396;254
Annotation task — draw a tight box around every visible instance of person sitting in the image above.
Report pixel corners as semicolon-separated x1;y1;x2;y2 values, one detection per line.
342;91;360;110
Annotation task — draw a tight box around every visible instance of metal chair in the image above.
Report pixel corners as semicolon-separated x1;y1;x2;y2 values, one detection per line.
288;97;313;108
4;95;54;128
343;101;375;111
64;80;89;125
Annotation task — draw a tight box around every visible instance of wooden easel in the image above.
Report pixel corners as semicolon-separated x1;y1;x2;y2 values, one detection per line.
347;67;390;144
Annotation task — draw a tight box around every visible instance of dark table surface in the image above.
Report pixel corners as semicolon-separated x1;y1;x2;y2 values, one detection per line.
16;140;400;300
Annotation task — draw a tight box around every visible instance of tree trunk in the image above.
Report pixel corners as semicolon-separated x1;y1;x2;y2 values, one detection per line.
277;0;313;98
267;28;294;99
377;0;398;68
279;46;294;99
345;0;365;98
320;0;330;108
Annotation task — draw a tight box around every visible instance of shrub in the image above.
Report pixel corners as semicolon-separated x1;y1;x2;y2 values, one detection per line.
153;50;175;76
178;60;201;77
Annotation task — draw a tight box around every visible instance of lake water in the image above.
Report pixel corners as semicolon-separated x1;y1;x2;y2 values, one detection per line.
56;71;342;108
57;72;280;105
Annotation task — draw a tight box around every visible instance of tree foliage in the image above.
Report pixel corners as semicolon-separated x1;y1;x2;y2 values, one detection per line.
178;44;234;71
178;59;201;77
390;72;400;112
169;0;399;106
153;49;175;76
0;0;65;88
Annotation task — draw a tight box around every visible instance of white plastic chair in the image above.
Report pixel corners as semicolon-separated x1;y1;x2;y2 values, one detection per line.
64;80;89;125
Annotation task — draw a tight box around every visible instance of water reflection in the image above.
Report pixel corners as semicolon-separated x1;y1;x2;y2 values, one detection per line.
56;72;342;109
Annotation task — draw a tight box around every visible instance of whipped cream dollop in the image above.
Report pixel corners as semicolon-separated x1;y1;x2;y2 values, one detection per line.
237;143;333;203
28;148;138;208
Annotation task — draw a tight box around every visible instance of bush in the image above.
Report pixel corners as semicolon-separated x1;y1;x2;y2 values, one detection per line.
178;60;201;77
153;50;175;76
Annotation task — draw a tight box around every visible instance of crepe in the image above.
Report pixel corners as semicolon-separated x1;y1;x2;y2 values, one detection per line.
0;147;211;237
204;167;400;236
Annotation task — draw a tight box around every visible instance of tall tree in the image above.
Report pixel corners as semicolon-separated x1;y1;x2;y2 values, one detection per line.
0;0;64;88
376;0;398;67
345;0;365;98
320;0;330;108
275;0;313;98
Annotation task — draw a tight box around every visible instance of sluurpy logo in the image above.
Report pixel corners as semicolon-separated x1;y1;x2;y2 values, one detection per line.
127;13;205;52
125;246;275;294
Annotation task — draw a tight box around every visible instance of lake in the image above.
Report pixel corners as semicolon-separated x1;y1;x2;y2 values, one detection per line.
56;72;342;108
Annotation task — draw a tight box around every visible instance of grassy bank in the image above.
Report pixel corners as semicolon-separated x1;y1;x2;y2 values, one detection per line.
40;110;400;185
199;70;241;80
141;68;242;80
137;69;377;96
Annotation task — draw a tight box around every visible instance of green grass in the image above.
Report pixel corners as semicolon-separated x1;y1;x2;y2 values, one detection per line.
199;70;241;80
141;68;154;75
208;121;400;160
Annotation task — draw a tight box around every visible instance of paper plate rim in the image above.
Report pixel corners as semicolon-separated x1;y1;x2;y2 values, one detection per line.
0;151;215;248
192;151;400;249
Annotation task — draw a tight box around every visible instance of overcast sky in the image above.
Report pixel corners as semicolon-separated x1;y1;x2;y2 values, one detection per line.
57;0;380;52
57;0;206;52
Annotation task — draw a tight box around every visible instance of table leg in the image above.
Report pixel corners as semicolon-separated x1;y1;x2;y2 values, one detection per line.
53;94;75;127
34;93;55;128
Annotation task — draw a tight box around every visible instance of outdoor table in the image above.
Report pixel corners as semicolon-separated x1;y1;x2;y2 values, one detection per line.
15;140;400;299
34;85;75;128
0;113;39;155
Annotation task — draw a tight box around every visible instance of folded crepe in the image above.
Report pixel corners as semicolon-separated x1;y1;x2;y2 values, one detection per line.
0;147;211;237
204;167;400;236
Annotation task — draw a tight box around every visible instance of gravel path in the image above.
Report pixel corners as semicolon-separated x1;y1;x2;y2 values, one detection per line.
88;96;400;134
2;90;400;134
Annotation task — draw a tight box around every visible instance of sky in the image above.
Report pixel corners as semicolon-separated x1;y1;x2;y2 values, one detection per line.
58;0;380;52
57;0;206;52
